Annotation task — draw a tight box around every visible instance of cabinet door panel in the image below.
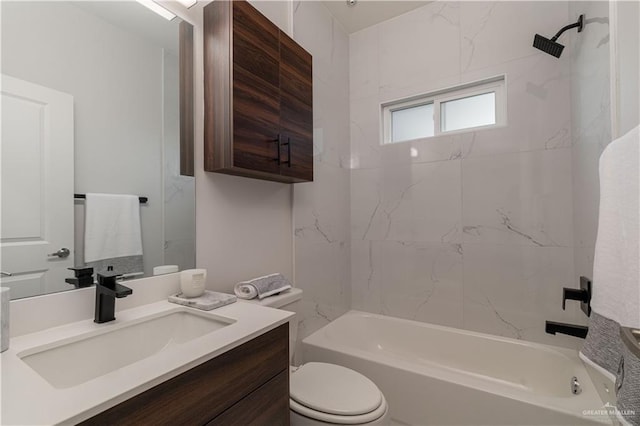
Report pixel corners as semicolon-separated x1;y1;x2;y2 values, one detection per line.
279;31;313;181
207;370;289;426
233;1;279;66
279;131;313;182
233;34;279;89
233;66;280;173
80;324;289;426
280;93;312;137
232;2;280;174
204;0;313;183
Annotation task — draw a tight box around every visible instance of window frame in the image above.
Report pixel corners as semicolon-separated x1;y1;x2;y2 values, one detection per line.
381;75;507;145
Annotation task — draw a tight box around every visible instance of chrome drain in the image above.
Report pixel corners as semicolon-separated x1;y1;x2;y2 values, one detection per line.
571;376;582;395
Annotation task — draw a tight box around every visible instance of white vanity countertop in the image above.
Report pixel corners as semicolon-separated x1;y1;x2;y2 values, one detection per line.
1;300;294;425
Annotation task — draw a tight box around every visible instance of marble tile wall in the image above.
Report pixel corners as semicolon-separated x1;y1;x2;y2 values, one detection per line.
568;1;611;300
292;1;352;343
349;1;589;349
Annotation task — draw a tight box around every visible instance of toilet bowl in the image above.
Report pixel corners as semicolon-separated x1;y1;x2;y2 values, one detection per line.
242;288;390;425
289;362;389;425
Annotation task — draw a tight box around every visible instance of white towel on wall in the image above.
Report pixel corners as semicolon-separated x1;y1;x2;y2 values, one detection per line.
591;125;640;328
84;193;143;263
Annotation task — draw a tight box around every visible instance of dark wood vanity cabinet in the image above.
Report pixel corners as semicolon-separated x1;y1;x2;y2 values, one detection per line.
80;324;289;426
204;0;313;183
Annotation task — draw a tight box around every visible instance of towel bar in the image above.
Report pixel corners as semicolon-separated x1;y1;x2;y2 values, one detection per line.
74;193;148;204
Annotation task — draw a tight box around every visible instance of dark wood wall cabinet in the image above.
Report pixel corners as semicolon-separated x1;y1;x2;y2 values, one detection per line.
81;324;290;426
204;0;313;183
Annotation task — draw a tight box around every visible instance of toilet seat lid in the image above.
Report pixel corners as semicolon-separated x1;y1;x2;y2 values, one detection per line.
290;362;383;416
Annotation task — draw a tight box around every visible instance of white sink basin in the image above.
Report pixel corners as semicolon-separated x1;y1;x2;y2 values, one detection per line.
18;309;234;389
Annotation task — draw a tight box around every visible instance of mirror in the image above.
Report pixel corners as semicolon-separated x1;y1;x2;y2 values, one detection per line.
0;1;195;299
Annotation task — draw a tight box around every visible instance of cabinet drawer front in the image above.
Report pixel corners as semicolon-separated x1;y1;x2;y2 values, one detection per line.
207;370;289;426
81;324;289;426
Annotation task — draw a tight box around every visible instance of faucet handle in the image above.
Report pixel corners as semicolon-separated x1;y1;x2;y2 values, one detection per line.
562;276;592;316
562;288;588;308
97;271;120;287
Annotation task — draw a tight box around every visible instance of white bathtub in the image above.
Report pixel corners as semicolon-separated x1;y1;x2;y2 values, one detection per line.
302;311;611;425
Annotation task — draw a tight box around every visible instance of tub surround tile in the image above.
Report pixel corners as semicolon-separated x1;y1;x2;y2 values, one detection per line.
378;2;460;98
568;2;611;292
571;144;603;250
295;238;351;309
298;299;348;343
569;1;612;150
351;240;464;329
313;75;351;169
460;54;572;159
351;161;462;244
459;1;569;73
295;163;350;242
349;25;379;101
462;149;574;248
349;95;382;170
462;299;584;350
462;243;585;349
293;1;351;345
350;239;383;313
377;241;464;328
348;1;588;349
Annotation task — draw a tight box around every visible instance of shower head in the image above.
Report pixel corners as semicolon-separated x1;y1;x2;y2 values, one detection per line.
533;14;584;58
533;34;565;58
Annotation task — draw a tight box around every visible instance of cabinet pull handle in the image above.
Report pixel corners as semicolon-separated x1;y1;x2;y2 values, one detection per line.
283;137;291;167
272;134;281;164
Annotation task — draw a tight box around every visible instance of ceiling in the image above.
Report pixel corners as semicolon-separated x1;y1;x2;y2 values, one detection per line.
322;0;431;34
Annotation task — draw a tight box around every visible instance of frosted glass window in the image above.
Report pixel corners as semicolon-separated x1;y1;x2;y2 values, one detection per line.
381;76;505;144
391;103;434;143
441;92;496;132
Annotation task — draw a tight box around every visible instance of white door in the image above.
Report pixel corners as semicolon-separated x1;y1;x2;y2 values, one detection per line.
0;74;74;299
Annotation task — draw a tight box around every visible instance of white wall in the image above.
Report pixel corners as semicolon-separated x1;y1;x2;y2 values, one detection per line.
349;1;584;349
190;1;352;343
194;1;294;293
2;2;166;276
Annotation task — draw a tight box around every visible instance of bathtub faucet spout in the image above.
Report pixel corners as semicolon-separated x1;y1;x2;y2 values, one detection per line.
545;321;588;339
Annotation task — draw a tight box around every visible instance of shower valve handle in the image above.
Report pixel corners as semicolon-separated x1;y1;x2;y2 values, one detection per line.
561;276;592;317
562;287;589;310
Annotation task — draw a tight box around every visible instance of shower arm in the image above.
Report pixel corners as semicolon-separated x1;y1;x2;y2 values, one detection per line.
551;15;584;42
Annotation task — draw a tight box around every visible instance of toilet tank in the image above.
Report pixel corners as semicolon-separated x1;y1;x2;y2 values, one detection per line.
241;288;302;363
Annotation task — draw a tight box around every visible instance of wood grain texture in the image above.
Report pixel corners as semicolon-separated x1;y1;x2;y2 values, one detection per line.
232;0;281;174
204;0;232;172
80;324;289;426
207;370;290;426
203;0;313;183
179;21;194;177
279;31;313;182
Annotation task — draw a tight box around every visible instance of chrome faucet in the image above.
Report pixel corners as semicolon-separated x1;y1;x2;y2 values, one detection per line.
94;271;133;323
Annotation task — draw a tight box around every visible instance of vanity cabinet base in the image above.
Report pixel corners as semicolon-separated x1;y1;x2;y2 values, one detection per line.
207;370;289;426
80;323;289;426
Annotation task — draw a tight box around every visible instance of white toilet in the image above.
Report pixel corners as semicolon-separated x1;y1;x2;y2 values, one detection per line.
244;288;390;425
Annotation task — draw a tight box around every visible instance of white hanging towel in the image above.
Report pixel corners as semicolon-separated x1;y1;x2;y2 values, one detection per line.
591;125;639;329
580;125;639;387
84;193;143;263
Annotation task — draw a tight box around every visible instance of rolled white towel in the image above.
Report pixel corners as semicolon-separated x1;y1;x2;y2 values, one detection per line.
234;273;292;300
